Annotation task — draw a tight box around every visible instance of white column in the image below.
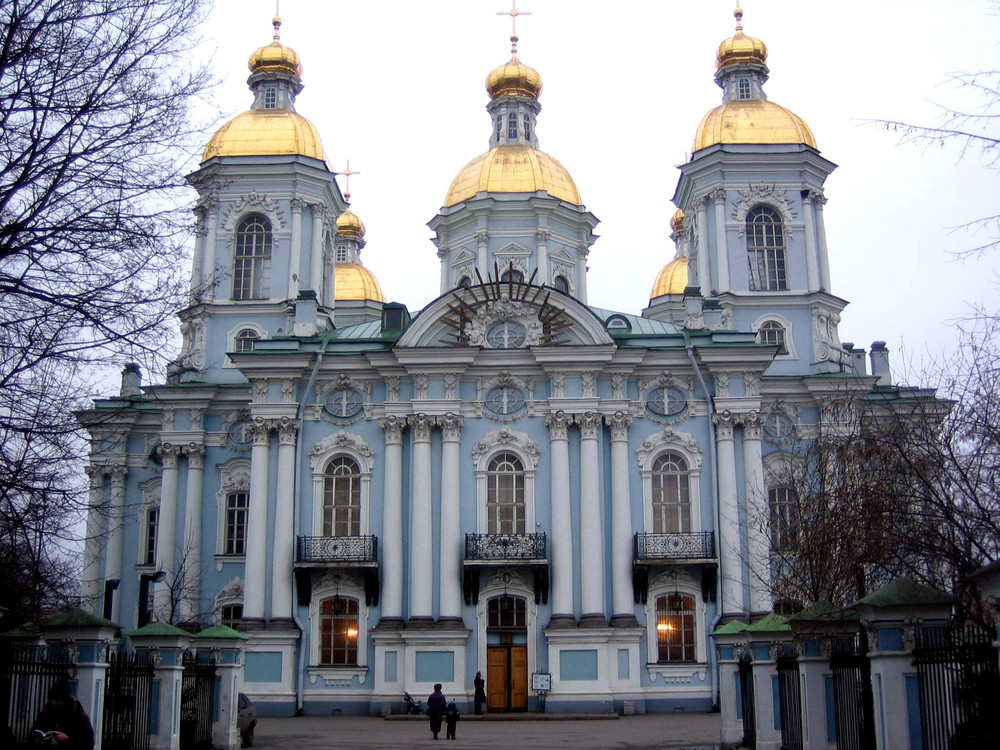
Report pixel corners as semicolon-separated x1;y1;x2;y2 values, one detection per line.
379;416;406;622
476;230;488;278
271;417;299;623
438;245;450;292
814;193;832;291
741;412;772;615
713;412;745;617
201;198;218;302
696;197;712;293
243;418;272;624
439;414;463;620
105;466;128;622
577;412;605;623
289;199;304;298
189;208;205;301
180;445;205;624
608;412;635;623
576;244;590;304
408;414;435;620
80;467;106;613
154;443;181;620
309;204;326;302
536;228;549;283
545;411;575;622
802;193;820;292
712;187;730;293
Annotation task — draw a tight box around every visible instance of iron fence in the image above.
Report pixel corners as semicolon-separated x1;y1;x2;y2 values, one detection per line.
465;533;546;560
738;653;756;749
912;622;1000;749
776;647;803;750
634;531;715;560
829;632;876;750
0;643;75;745
297;535;378;563
179;652;216;750
102;649;154;750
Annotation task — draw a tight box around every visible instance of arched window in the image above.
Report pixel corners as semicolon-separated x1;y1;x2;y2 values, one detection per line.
487;452;525;534
655;593;697;662
319;596;359;665
507;112;518;140
263;87;277;109
652;452;690;533
234;328;259;353
553;275;570;294
488;594;527;629
233;214;272;300
457;275;472;288
769;486;797;552
746;206;787;292
500;268;524;283
323;457;361;536
758;320;787;354
737;77;752;100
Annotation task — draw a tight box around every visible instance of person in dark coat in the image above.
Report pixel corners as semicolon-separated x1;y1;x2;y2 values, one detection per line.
31;678;94;749
444;700;460;740
426;683;447;740
473;671;486;715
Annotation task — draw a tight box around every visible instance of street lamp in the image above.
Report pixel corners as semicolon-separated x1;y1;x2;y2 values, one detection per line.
138;570;166;627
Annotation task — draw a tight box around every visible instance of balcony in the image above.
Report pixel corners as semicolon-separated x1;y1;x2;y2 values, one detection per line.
632;531;717;605
462;532;548;606
295;535;379;606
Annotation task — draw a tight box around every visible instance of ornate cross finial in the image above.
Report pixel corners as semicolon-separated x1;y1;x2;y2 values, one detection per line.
335;160;361;203
734;4;744;34
497;1;532;55
273;1;282;41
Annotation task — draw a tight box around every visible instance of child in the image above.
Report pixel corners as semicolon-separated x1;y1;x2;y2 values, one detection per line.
444;700;460;740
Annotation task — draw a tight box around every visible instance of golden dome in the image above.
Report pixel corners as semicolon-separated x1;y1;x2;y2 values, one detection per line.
716;6;767;69
203;109;325;162
445;145;580;207
486;54;543;100
670;209;686;232
335;262;384;302
650;257;688;298
336;209;365;238
693;99;816;152
248;16;303;77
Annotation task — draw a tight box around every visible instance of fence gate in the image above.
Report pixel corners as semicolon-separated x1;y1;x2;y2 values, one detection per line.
738;653;757;749
102;650;154;750
912;623;1000;750
179;651;216;750
0;644;74;745
829;633;876;750
776;647;804;750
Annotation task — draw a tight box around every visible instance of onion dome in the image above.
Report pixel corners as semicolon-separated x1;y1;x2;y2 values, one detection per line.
670;209;686;232
716;5;767;69
248;15;303;77
335;263;384;302
486;54;543;100
335;208;366;239
203;109;324;161
445;145;580;207
693;99;816;151
650;257;689;298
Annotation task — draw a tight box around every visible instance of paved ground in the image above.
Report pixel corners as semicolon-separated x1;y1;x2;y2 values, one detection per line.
250;713;723;749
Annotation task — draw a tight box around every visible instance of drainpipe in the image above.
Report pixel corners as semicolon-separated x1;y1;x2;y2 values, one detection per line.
291;335;330;714
684;332;723;710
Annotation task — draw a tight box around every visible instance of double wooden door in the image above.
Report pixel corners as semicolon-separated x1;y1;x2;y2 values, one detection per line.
486;645;527;712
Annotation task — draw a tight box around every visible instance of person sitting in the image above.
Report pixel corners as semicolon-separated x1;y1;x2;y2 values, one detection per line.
31;678;94;749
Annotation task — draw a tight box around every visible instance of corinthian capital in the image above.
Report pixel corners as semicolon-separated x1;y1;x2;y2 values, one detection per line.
606;411;632;442
440;413;464;441
712;410;737;440
183;443;206;468
275;417;301;445
409;413;434;441
157;443;181;468
576;412;603;439
247;417;272;445
740;410;762;441
379;415;405;444
545;410;572;440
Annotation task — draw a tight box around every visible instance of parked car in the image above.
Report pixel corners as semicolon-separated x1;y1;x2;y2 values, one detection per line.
237;693;257;747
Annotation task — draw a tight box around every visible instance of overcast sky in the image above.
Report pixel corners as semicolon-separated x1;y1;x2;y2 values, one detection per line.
199;0;999;378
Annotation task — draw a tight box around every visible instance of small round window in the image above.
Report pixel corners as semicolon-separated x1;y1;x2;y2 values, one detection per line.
486;321;527;349
648;387;687;417
485;386;526;416
324;388;364;419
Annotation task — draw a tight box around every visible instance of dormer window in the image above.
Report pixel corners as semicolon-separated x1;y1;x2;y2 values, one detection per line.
523;114;531;142
507;112;518;140
263;87;278;109
336;247;348;262
737;77;752;100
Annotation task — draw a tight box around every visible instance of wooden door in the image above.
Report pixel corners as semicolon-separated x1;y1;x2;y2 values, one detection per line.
510;646;528;710
487;647;508;711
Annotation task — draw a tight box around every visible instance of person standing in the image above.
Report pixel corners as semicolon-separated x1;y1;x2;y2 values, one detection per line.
444;700;460;740
31;678;94;749
473;671;486;715
426;683;447;740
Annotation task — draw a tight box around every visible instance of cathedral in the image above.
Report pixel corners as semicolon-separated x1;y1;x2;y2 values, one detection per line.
78;6;909;715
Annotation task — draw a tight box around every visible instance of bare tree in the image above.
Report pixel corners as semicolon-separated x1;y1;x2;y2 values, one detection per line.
0;0;216;624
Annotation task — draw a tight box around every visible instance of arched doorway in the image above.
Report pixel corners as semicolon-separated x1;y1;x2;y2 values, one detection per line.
486;594;528;712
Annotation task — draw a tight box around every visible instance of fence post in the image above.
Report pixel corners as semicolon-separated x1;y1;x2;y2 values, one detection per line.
195;625;248;750
854;577;954;750
130;623;193;750
40;609;119;750
711;619;749;747
745;613;793;750
967;561;1000;671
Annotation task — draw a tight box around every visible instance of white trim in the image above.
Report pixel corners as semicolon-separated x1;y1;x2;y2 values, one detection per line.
644;569;708;669
472;429;537;534
751;313;796;360
224;322;268;368
475;570;538;687
215;458;251;561
136;478;161;568
308;432;373;537
637;429;703;534
307;571;369;669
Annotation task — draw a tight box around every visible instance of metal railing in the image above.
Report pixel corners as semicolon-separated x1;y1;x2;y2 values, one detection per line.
297;535;378;563
465;532;546;561
634;531;715;560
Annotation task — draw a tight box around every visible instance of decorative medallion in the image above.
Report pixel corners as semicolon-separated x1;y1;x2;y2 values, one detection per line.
323;387;365;421
485;385;526;419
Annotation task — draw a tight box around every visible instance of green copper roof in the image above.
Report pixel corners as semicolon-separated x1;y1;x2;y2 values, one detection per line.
746;613;791;633
41;609;118;629
1;622;41;637
128;621;191;638
589;307;685;336
713;619;750;635
855;577;955;608
196;624;249;640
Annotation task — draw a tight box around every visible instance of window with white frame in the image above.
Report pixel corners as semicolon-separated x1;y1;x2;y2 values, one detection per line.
220;603;243;628
336;246;348;262
233;214;272;300
263;87;277;109
495;115;502;143
488;594;527;629
143;507;158;566
234;328;259;353
654;592;697;663
553;274;570;294
523;114;531;141
746;206;787;292
224;492;248;555
769;486;797;552
487;452;525;533
319;595;360;665
474;429;538;536
651;452;691;533
507;112;518;140
758;320;788;354
323;456;361;536
737;77;752;100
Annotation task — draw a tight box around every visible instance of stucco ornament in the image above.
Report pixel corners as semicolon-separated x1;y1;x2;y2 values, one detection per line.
732;183;796;238
466;299;543;348
222;190;285;232
812;305;850;365
637;426;703;469
168;316;206;378
472;428;539;467
221;463;251;493
309;431;373;468
486;568;530;591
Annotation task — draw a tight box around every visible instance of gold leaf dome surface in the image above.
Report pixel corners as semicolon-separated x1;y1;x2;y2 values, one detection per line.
445;145;580;207
650;257;688;298
486;54;543;100
248;17;303;76
693;99;816;152
670;209;686;232
203;109;325;162
336;209;365;238
716;6;767;69
336;262;384;302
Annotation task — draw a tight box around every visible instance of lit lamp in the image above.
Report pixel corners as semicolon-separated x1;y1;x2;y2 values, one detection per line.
138;570;166;627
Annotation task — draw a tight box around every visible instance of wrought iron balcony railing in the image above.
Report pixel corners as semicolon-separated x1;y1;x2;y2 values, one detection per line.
297;535;378;564
634;531;715;561
465;532;546;561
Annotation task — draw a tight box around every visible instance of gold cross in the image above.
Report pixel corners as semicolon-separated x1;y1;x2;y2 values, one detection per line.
335;160;361;202
497;1;531;55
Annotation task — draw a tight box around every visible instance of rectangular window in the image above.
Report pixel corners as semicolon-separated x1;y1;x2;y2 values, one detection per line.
523;114;531;141
221;604;243;628
263;87;277;109
507;112;518;140
320;597;359;665
738;77;752;100
144;508;158;566
656;594;697;662
336;247;347;262
225;492;249;555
